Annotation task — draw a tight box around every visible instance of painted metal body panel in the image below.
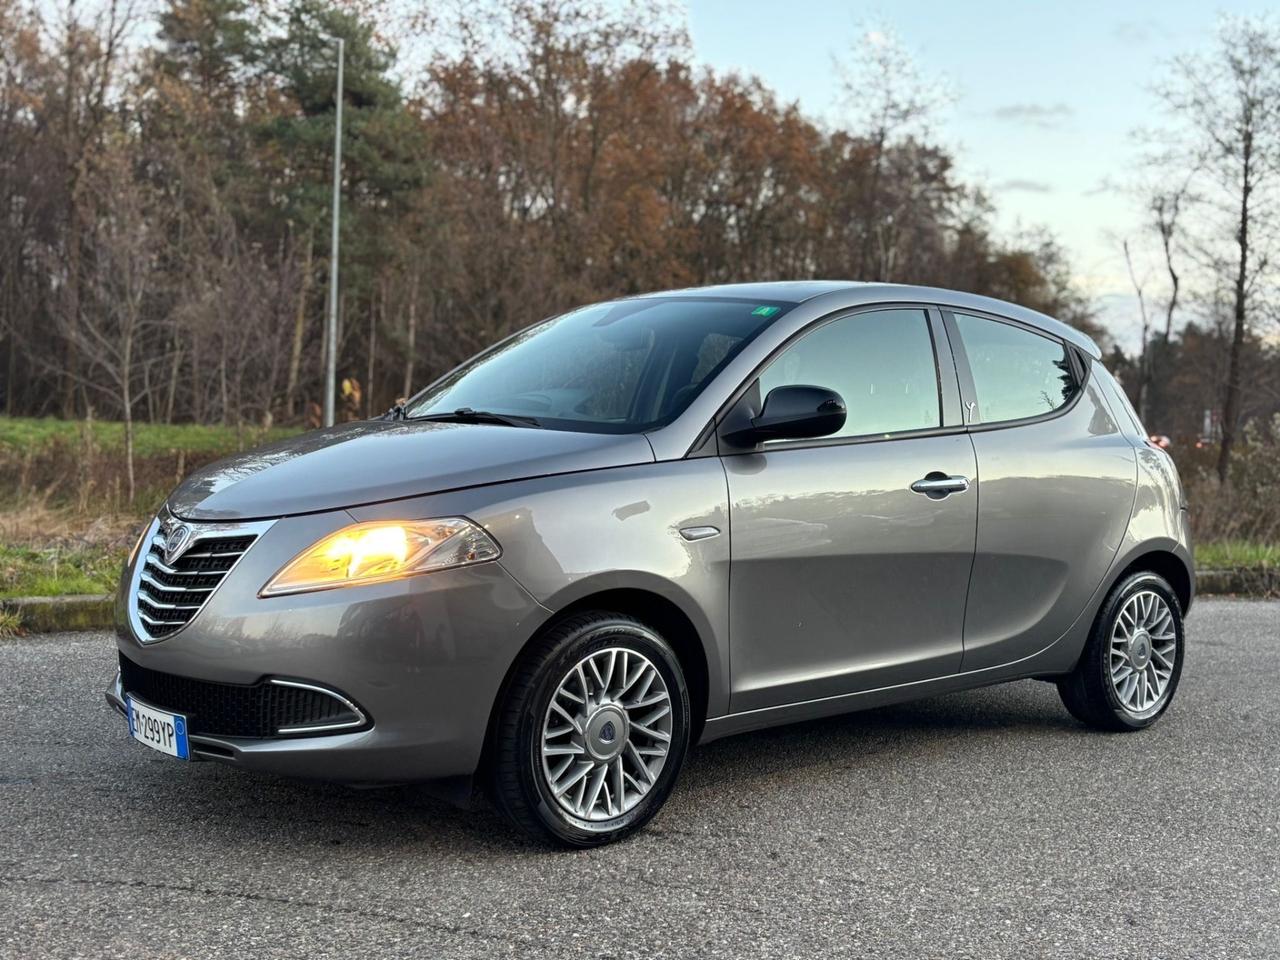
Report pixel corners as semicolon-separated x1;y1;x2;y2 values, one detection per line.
350;458;733;719
167;419;654;521
723;434;977;711
960;378;1136;670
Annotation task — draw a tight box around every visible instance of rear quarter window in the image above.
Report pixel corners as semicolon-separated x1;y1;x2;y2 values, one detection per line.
1095;363;1147;439
953;313;1079;424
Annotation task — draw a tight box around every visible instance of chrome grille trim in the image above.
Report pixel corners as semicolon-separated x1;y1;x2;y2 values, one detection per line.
270;679;369;734
127;507;276;645
138;572;204;594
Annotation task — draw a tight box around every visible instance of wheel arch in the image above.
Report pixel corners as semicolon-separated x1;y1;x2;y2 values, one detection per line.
1109;544;1194;615
479;582;716;779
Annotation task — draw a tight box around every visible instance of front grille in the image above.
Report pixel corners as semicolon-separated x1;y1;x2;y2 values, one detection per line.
133;527;256;640
118;653;369;738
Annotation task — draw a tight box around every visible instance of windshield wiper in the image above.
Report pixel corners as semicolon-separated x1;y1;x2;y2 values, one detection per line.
412;407;543;428
381;400;409;421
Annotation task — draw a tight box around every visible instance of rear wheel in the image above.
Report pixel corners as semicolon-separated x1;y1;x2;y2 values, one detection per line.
1058;571;1185;731
487;611;691;847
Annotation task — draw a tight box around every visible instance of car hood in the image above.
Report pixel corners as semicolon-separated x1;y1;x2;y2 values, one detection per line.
168;420;655;521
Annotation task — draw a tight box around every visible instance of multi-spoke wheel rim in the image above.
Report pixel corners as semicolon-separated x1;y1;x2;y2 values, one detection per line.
540;647;673;823
1109;590;1177;718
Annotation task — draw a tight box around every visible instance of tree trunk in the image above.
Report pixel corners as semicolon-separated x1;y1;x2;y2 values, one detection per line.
122;331;135;504
859;128;888;280
403;273;418;400
219;334;229;426
142;359;155;422
165;343;182;423
366;286;377;418
1217;134;1252;484
1122;240;1152;424
60;14;81;419
191;335;203;423
1160;221;1180;343
285;235;313;420
5;322;16;416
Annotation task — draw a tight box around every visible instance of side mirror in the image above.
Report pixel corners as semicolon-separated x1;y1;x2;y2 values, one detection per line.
724;384;847;447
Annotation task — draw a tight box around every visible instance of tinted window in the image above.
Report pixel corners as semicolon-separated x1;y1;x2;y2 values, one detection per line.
758;308;941;439
406;298;786;433
954;313;1078;424
1098;364;1145;437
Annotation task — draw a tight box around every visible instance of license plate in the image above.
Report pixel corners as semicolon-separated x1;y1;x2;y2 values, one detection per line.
126;696;190;760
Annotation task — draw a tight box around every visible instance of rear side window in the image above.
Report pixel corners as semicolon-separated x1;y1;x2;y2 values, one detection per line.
1097;364;1146;438
953;313;1079;424
757;308;941;439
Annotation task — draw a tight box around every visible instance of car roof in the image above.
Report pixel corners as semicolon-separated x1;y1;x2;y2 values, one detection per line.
632;280;1101;359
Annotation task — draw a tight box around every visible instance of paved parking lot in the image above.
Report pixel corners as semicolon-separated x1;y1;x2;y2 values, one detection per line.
1;598;1276;959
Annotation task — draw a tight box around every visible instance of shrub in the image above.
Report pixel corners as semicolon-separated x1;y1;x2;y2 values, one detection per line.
1179;415;1280;547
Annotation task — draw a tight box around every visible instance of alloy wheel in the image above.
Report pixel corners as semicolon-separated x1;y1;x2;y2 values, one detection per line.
1108;589;1178;717
540;647;673;822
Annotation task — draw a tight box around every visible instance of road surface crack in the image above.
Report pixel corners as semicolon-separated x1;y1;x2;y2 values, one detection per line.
0;873;518;945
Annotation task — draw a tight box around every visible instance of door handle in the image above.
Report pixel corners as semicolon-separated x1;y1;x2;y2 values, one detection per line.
910;473;971;499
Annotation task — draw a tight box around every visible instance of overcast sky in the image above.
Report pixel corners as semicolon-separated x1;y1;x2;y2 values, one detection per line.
685;0;1274;349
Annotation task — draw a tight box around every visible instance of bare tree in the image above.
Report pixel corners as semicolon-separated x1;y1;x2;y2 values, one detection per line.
47;0;138;417
1154;16;1280;480
835;25;954;280
1122;239;1154;421
1150;188;1187;344
51;146;172;501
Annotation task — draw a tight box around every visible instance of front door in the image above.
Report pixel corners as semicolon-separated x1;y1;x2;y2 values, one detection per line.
723;307;978;713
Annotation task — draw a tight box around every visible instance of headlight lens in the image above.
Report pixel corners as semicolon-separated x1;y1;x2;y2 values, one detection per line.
260;518;500;597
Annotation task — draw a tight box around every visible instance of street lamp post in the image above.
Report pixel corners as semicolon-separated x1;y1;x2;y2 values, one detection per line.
323;37;345;428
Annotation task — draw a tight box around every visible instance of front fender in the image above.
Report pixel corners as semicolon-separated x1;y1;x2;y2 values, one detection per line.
349;459;732;718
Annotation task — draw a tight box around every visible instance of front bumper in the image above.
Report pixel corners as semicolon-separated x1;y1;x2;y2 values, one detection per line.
108;507;550;783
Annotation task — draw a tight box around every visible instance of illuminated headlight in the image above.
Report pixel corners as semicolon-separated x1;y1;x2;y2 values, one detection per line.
260;518;501;597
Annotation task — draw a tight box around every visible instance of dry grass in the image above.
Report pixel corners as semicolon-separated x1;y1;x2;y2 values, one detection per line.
0;608;21;639
0;500;139;548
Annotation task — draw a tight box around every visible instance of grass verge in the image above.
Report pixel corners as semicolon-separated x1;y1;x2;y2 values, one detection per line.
0;415;300;458
0;542;124;599
1195;540;1279;570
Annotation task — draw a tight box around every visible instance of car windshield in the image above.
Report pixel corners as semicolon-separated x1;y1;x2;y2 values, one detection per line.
405;297;791;433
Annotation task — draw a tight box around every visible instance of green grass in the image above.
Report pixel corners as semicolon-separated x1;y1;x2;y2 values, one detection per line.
0;416;301;458
0;608;21;638
1195;540;1280;570
0;543;125;599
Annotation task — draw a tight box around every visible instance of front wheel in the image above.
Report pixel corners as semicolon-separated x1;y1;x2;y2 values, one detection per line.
487;611;691;847
1058;571;1185;731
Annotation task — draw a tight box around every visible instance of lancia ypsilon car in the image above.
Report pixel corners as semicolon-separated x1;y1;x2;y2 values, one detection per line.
107;282;1193;846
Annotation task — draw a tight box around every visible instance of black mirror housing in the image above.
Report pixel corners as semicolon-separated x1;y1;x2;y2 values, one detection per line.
724;384;846;447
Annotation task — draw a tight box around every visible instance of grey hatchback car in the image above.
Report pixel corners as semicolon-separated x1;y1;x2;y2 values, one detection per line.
107;282;1192;846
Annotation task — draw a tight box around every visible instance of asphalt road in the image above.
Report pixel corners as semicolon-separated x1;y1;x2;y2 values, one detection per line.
2;599;1277;960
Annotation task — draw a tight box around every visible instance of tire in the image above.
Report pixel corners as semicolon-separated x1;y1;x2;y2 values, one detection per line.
487;611;691;847
1057;571;1185;731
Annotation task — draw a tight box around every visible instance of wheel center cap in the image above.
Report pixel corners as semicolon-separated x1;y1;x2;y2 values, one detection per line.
1130;630;1152;669
583;706;628;762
